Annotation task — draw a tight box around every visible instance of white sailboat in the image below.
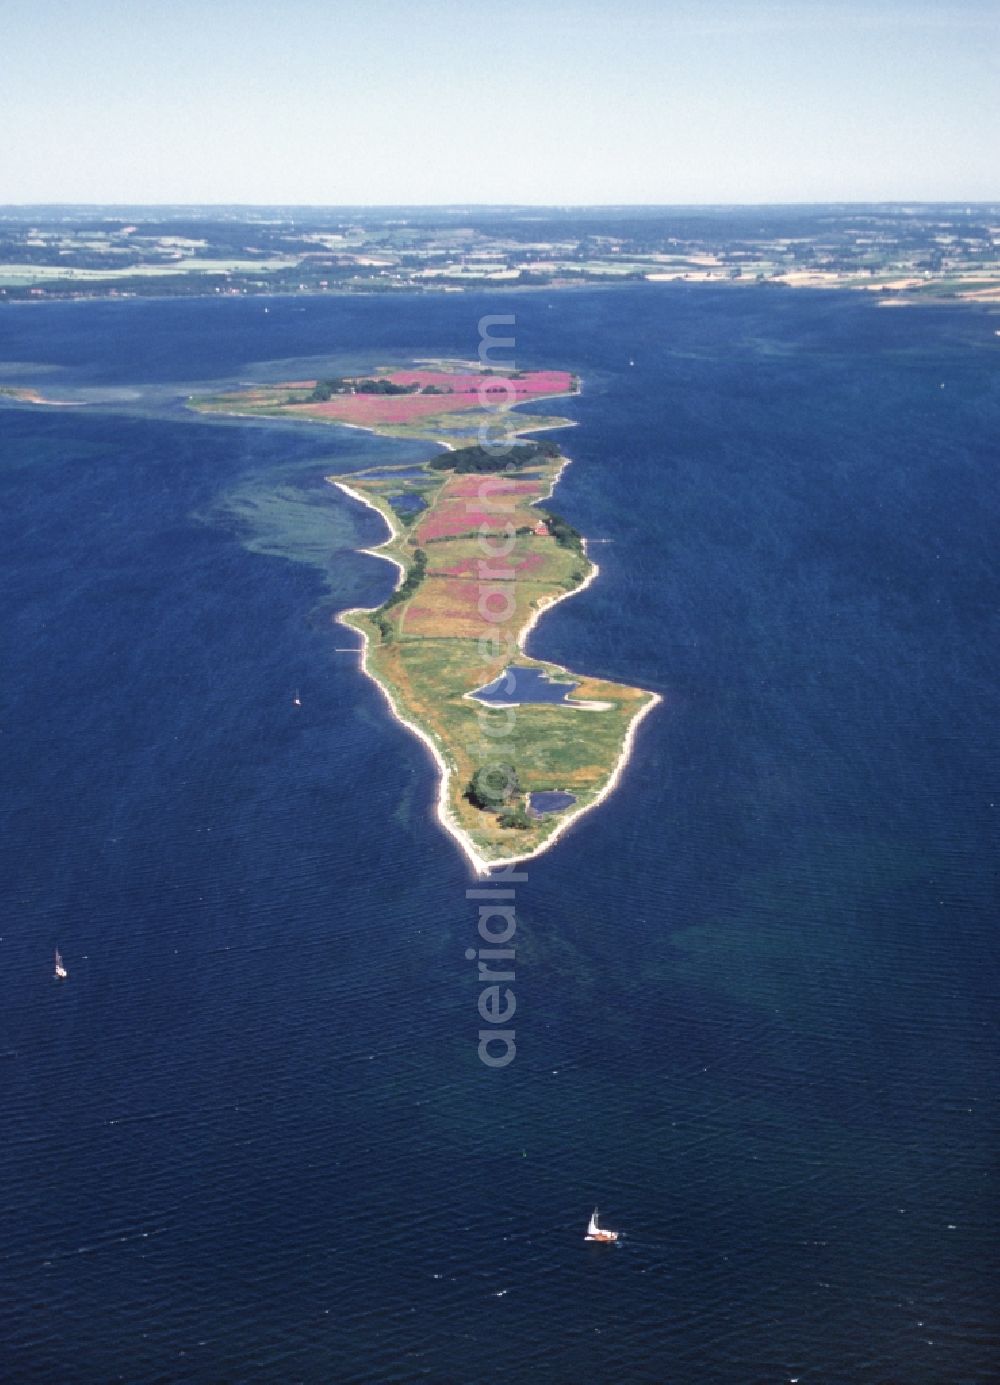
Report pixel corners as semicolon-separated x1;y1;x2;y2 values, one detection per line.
53;948;68;982
585;1207;619;1243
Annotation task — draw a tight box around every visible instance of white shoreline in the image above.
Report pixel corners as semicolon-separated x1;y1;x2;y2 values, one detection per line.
1;393;83;409
331;439;661;876
332;479;496;875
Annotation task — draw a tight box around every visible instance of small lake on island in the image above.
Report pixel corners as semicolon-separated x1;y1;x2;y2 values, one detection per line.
389;492;427;514
470;664;579;706
528;790;577;816
354;465;430;481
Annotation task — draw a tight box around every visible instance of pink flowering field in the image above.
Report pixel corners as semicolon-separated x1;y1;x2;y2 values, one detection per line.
296;369;574;428
442;476;545;499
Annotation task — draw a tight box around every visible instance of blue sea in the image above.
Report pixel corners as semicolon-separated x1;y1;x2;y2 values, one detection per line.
1;288;997;1383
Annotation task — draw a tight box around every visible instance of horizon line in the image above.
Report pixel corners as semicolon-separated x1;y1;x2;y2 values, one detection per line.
2;199;998;212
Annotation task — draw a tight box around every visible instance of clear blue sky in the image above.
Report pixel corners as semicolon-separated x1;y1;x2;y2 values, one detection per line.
2;0;997;204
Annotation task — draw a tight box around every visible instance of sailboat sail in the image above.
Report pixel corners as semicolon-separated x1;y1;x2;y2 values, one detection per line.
54;949;68;981
585;1206;619;1242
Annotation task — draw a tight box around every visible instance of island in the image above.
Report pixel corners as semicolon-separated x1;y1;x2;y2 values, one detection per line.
0;385;79;406
193;364;660;870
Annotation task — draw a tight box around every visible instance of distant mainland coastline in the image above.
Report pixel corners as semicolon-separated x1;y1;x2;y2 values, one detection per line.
3;206;999;305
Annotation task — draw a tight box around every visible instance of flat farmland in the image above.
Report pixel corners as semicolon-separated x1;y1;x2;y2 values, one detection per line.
424;534;582;587
398;576;561;640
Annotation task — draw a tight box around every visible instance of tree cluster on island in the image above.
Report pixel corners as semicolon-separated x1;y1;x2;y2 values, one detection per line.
540;511;584;554
496;803;532;830
465;763;534;830
309;376;421;402
372;547;427;642
466;762;519;810
428;439;561;474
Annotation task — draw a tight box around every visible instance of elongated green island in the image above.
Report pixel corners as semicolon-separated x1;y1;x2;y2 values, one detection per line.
193;363;660;870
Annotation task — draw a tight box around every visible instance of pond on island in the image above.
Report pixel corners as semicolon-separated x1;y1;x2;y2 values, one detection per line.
354;466;430;481
470;665;579;706
528;791;577;817
389;492;427;515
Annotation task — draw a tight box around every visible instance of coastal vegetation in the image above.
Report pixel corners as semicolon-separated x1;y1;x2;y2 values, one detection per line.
427;440;560;473
467;763;520;812
310;377;420;401
542;511;585;555
497;803;533;830
377;547;427;615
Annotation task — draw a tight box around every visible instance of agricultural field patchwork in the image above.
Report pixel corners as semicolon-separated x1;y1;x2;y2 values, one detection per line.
192;367;576;444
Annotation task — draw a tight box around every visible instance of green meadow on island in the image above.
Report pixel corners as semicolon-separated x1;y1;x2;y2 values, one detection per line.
193;365;658;867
